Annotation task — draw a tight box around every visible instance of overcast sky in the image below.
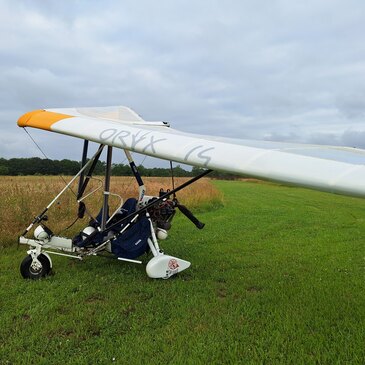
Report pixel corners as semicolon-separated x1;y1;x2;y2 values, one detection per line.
1;0;365;165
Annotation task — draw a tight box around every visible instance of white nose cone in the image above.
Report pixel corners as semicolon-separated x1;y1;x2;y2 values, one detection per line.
156;228;168;240
146;255;191;279
34;225;49;241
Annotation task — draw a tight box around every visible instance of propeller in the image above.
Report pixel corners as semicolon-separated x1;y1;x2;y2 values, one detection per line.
175;201;205;230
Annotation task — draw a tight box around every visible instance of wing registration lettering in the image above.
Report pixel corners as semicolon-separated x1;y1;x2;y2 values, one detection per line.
99;128;166;153
184;145;215;167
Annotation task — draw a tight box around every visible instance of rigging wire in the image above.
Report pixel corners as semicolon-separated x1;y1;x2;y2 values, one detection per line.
22;127;96;228
23;128;78;194
23;128;50;161
56;216;80;235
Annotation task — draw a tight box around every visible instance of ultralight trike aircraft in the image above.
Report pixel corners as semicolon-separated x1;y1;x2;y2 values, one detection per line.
16;106;365;279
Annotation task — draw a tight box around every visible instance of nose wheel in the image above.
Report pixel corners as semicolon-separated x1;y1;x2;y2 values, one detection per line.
20;253;52;279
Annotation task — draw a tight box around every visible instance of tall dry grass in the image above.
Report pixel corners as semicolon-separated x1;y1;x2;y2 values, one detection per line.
0;176;223;247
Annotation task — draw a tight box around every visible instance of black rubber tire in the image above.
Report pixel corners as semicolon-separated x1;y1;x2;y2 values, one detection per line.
20;254;51;279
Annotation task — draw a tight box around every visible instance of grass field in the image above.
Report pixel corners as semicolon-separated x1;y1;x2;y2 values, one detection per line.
1;178;365;364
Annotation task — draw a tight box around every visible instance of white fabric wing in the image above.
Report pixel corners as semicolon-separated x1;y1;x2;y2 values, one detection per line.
18;106;365;198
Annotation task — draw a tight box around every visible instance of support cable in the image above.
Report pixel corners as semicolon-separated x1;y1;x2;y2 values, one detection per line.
22;128;98;229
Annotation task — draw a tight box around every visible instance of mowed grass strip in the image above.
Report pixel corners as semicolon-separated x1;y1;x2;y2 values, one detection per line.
0;179;365;364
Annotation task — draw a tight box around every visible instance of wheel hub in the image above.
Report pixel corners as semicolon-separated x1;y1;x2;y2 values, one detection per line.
30;260;42;274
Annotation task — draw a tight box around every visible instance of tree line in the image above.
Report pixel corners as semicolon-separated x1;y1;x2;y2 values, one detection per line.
0;157;239;179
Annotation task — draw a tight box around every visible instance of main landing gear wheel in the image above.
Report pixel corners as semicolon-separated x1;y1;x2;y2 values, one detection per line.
20;254;52;279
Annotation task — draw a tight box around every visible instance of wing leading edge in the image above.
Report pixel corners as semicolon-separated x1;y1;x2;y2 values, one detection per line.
17;106;365;198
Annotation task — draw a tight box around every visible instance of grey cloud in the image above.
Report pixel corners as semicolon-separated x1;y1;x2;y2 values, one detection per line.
1;0;365;163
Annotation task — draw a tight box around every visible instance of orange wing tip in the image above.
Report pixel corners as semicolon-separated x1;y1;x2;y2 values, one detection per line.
17;109;45;127
17;109;73;130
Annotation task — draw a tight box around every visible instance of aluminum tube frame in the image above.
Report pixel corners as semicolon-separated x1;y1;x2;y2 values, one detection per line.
101;146;113;230
81;169;213;246
21;144;105;236
124;149;146;204
77;140;89;196
77;144;105;200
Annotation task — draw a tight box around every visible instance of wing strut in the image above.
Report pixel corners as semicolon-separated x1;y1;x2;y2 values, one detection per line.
76;144;105;200
77;140;89;196
101;146;113;230
124;150;146;205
